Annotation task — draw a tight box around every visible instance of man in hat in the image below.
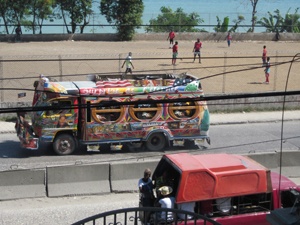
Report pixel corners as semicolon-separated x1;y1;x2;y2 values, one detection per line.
155;186;175;221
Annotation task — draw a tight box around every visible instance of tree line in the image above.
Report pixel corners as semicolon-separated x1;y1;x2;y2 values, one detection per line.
0;0;299;40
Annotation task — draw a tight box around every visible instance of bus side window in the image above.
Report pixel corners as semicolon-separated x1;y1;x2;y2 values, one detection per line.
169;101;198;120
92;100;124;123
129;100;162;122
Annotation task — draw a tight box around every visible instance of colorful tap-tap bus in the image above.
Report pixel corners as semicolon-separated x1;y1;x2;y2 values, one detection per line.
15;73;210;155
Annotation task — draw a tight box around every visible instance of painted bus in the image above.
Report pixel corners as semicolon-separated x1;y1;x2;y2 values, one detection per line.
15;73;210;155
147;153;300;225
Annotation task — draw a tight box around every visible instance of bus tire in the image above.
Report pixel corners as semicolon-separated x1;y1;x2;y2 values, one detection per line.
145;133;166;151
53;133;76;155
99;144;110;153
184;139;197;149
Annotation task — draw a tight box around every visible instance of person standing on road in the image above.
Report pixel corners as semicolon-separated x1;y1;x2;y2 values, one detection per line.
226;32;232;47
264;57;270;84
138;168;155;223
192;38;202;63
167;30;176;48
122;52;134;76
262;45;267;66
172;41;178;65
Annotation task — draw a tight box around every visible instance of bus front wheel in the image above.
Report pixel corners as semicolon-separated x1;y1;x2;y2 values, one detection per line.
145;133;166;151
53;133;76;155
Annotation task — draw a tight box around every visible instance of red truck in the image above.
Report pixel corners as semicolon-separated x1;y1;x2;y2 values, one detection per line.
150;153;300;225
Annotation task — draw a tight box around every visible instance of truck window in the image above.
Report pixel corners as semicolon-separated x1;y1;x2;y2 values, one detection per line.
196;193;272;217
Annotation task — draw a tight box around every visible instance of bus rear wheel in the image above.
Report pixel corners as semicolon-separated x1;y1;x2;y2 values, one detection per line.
53;133;76;155
145;133;166;151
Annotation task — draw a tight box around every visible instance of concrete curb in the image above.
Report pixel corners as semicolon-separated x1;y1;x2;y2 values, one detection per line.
0;169;46;200
46;163;110;197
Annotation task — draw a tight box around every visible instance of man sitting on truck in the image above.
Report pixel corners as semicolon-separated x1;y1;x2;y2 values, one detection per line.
154;186;175;222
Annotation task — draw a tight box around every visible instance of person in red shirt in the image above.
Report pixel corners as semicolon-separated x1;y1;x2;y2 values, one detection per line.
167;30;175;48
262;45;267;66
172;41;178;65
226;32;232;47
193;38;202;63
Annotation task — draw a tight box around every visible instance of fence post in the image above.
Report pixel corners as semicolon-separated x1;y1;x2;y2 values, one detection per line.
119;53;122;75
273;51;278;91
222;52;227;93
58;55;63;81
0;57;3;102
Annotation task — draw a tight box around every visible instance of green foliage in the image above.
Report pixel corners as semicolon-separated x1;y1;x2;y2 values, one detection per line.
257;8;300;33
214;15;244;32
282;8;300;32
0;0;32;34
56;0;93;33
25;0;53;34
100;0;144;41
214;16;229;32
145;7;205;33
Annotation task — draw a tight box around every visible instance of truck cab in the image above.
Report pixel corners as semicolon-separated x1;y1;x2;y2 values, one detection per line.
151;153;300;225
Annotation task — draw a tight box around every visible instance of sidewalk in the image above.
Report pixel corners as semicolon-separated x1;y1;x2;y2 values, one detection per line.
1;110;299;134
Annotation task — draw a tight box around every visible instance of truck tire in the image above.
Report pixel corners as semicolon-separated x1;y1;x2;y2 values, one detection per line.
145;133;166;151
53;133;76;155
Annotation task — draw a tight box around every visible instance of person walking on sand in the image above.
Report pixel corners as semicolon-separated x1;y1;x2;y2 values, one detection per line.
193;38;202;63
167;30;175;48
264;57;270;84
262;45;267;66
172;41;178;65
122;52;134;75
226;32;232;47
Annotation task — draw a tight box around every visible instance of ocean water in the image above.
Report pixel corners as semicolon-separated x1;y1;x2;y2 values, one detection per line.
142;0;299;32
6;0;300;34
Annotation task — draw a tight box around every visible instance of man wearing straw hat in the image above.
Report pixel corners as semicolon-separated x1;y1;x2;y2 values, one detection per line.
155;186;175;221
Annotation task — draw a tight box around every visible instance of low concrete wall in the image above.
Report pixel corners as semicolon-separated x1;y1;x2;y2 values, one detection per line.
247;152;279;169
207;95;300;112
46;163;110;197
110;160;159;192
1;32;299;42
0;151;299;200
0;169;46;200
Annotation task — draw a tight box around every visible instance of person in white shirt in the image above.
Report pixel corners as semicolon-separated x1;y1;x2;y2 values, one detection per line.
121;52;134;74
156;186;175;221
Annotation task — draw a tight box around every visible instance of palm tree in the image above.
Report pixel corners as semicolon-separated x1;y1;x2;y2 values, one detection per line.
281;8;300;33
258;8;300;33
257;10;283;32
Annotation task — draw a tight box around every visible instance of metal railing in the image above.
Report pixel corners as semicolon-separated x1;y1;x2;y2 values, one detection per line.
72;207;221;225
